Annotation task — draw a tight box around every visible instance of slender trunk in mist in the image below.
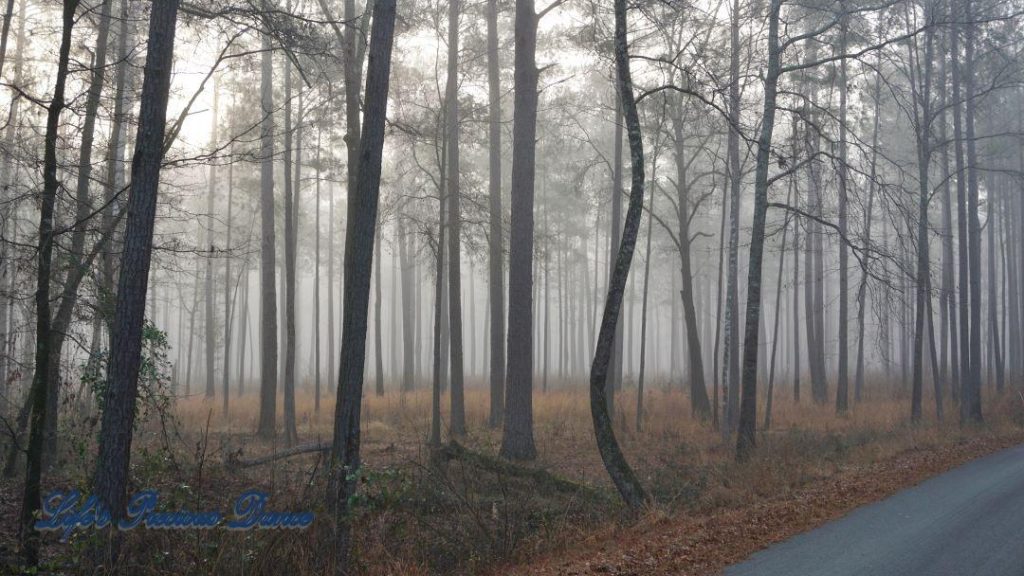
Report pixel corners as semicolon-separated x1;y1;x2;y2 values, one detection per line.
374;226;384;396
591;0;649;509
723;0;742;433
765;187;793;430
636;163;655;432
712;178;727;429
186;254;200;396
283;51;298;446
257;23;278;439
988;190;1004;390
672;112;712;419
42;0;114;460
856;46;883;403
239;265;249;395
205;83;218;400
223;148;234;416
735;0;781;461
446;0;466;434
326;0;397;567
486;0;504;427
500;0;540;461
400;217;415;393
431;208;446;447
92;0;180;545
835;17;850;414
608;96;624;414
910;15;935;424
19;1;79;563
964;0;983;422
329;182;336;393
543;226;550;393
315;134;322;412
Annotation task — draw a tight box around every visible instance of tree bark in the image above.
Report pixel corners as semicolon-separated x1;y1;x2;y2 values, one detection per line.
92;0;180;548
257;17;278;439
499;0;540;461
326;0;398;568
486;0;504;427
590;0;649;509
735;0;781;461
19;1;80;563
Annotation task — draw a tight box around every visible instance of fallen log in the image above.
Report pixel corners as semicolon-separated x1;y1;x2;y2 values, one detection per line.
227;441;331;469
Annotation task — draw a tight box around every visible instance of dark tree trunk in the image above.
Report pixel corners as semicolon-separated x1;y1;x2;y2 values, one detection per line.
92;0;180;548
835;17;850;415
315;132;322;412
205;84;218;400
486;0;505;425
964;0;983;422
590;0;648;509
326;0;397;568
723;0;742;432
735;0;781;461
374;226;385;396
257;21;278;439
223;141;234;416
283;49;298;446
446;0;465;434
671;113;712;419
399;217;415;393
499;0;539;461
18;1;80;563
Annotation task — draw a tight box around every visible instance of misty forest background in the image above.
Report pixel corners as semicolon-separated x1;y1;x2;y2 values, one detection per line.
3;0;1024;572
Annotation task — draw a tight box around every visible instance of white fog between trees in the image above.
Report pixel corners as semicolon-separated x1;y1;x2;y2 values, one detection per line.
0;0;1021;571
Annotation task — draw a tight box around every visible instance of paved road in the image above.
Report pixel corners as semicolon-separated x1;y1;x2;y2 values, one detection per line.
726;443;1024;576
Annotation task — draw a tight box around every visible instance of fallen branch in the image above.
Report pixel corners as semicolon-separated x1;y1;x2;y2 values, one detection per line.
227;441;331;469
435;441;598;497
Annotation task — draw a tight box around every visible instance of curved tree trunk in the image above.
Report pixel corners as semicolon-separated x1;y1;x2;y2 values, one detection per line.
590;0;649;510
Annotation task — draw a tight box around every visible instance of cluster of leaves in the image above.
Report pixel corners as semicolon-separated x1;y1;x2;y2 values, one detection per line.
82;320;175;428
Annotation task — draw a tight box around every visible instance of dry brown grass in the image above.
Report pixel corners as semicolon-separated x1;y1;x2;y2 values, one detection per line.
10;377;1024;575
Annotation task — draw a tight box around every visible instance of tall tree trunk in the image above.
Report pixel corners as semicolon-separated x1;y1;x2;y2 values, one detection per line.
609;96;624;414
909;13;935;423
672;112;712;419
43;0;115;461
856;44;883;403
223;143;234;415
257;18;278;439
835;16;850;414
326;0;397;567
19;1;80;563
636;158;655;432
374;225;385;396
283;44;298;446
765;186;793;430
486;0;504;427
205;82;218;400
92;0;180;548
591;0;649;508
723;0;742;431
964;0;983;422
446;0;465;434
499;0;539;461
399;217;415;392
314;132;322;411
329;182;336;393
735;0;781;461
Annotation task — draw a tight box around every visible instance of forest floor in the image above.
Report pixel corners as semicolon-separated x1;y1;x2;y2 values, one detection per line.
2;381;1024;575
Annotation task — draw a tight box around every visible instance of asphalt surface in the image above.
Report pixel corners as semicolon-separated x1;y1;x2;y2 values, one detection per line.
725;443;1024;576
